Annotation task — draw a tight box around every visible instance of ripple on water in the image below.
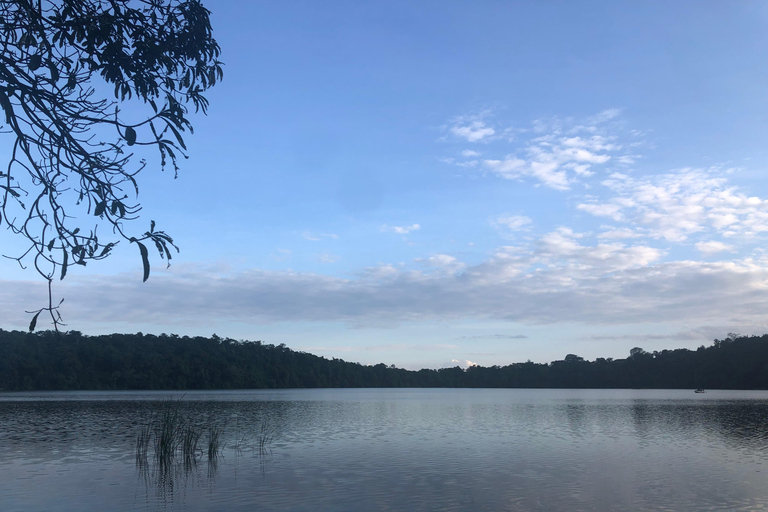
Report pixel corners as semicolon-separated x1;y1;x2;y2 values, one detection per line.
1;389;768;511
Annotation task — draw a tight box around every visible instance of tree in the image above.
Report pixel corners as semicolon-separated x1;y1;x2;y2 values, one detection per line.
0;0;223;330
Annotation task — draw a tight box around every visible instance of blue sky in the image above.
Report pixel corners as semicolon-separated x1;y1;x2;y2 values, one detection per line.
3;1;768;369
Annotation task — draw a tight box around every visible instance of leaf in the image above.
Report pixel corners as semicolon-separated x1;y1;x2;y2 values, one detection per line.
60;250;68;280
110;201;125;217
28;54;42;71
166;123;187;150
99;243;114;257
29;311;41;332
137;241;150;282
125;126;136;146
48;62;59;82
0;90;14;124
94;201;106;216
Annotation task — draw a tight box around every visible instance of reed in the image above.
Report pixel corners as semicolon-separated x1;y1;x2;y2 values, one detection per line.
135;422;152;463
135;398;278;468
135;399;209;464
257;419;275;452
181;425;202;464
154;404;183;463
207;425;222;460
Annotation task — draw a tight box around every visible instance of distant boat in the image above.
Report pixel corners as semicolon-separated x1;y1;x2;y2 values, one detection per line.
694;389;706;393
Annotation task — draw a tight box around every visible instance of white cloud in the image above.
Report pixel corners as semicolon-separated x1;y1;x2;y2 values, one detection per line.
581;168;768;242
450;121;495;142
458;334;529;340
316;253;339;263
577;203;624;221
444;359;477;369
302;232;339;241
461;150;480;157
585;108;622;125
479;124;621;190
597;227;642;240
384;224;421;234
493;215;532;232
417;254;466;274
7;226;768;335
696;241;734;255
10;111;768;345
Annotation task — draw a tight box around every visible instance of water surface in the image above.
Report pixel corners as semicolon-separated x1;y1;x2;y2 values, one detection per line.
1;388;767;511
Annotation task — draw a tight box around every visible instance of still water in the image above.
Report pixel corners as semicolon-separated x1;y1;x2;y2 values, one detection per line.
1;388;767;511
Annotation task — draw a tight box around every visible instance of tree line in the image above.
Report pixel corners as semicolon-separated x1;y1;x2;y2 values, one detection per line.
0;330;766;391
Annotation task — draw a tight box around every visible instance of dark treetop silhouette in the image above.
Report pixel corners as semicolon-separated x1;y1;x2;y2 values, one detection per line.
0;0;222;330
1;330;766;391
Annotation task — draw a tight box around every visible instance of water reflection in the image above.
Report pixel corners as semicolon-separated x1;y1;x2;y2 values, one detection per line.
1;389;767;511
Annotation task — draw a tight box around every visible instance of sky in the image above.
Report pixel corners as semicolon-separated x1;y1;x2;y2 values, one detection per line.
2;0;768;369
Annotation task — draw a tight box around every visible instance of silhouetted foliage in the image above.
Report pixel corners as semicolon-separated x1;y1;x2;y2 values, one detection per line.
1;331;768;391
0;1;222;329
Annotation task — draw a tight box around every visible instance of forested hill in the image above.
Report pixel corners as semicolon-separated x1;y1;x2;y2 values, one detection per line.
1;330;767;391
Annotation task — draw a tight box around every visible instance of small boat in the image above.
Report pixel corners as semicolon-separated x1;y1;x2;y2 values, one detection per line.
694;389;706;393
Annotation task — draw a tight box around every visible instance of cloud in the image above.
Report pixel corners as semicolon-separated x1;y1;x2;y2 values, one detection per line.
450;121;495;142
443;110;635;189
444;359;477;369
696;241;735;255
383;224;421;234
12;224;768;336
492;215;532;232
577;203;624;221
315;253;339;263
458;334;529;340
597;227;642;240
580;168;768;242
585;108;622;125
482;131;620;191
302;232;339;241
586;327;725;344
416;254;466;274
9;111;768;341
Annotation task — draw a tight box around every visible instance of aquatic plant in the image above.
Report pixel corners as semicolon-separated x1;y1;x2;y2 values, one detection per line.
207;425;222;460
135;399;210;465
257;419;276;452
134;398;277;474
181;425;202;464
154;403;184;463
135;423;152;463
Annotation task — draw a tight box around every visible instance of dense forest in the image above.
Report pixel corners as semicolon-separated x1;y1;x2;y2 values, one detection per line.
1;330;767;391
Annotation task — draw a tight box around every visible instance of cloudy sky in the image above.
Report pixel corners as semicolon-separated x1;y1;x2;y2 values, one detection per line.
3;0;768;369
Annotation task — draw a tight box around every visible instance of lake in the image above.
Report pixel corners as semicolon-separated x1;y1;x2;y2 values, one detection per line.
1;388;767;511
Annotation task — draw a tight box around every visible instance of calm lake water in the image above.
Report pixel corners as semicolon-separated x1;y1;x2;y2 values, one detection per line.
1;388;767;511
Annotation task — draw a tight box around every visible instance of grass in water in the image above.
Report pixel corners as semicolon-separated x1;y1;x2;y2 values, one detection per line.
136;399;211;465
257;419;276;453
135;398;276;477
207;425;222;460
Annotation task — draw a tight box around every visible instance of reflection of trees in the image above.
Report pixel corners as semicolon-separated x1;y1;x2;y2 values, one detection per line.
627;400;768;455
564;403;588;438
